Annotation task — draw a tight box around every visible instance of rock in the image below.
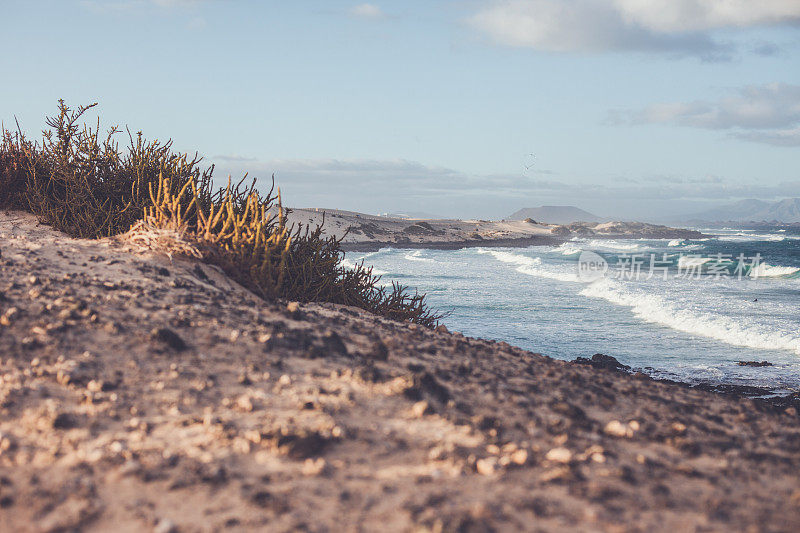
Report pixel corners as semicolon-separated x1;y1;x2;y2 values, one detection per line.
737;360;773;367
154;518;177;533
0;307;18;326
286;301;302;319
150;328;187;351
604;420;637;438
476;457;499;475
411;400;430;418
573;353;631;372
545;447;572;463
510;449;529;466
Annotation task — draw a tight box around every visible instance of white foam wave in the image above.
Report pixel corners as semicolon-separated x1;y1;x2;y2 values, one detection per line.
404;250;434;263
557;243;583;256
677;256;712;268
580;279;800;354
587;239;642;251
749;263;800;278
478;249;582;282
339;257;388;276
667;239;683;247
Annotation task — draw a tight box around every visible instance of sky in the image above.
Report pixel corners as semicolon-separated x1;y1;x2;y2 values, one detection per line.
2;0;800;220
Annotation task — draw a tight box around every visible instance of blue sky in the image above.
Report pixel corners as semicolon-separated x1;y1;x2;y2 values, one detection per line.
2;0;800;220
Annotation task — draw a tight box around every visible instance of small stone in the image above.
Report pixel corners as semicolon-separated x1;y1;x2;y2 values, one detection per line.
278;374;292;386
545;447;572;463
154;518;177;533
302;457;327;476
236;395;254;412
510;449;529;465
87;380;103;393
411;400;430;418
671;422;687;434
604;420;631;438
476;457;498;475
0;307;18;326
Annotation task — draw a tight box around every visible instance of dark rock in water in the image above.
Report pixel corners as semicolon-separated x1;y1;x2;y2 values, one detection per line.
737;360;773;367
151;327;188;351
573;353;631;372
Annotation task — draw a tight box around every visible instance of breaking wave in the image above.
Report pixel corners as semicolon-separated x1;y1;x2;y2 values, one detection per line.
580;279;800;354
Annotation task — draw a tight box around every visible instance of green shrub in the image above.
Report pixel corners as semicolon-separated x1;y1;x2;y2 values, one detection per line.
0;101;443;327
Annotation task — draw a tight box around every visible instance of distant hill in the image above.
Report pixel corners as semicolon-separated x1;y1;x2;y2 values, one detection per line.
682;198;800;223
508;205;604;224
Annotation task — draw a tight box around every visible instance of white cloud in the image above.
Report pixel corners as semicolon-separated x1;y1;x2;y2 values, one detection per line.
209;156;800;219
468;0;800;58
350;3;386;19
613;83;800;146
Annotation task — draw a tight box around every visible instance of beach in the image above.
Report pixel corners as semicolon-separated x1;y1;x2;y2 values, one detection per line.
1;211;799;531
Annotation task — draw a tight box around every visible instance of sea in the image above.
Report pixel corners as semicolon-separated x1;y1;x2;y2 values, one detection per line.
343;227;800;395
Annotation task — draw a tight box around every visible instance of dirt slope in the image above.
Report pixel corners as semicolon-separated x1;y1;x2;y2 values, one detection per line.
0;212;798;532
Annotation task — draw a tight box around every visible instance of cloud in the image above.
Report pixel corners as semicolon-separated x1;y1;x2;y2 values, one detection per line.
209;156;800;219
730;128;800;147
80;0;205;13
612;83;800;146
349;3;386;19
468;0;800;58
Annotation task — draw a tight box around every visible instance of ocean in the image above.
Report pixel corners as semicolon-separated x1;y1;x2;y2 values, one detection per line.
344;227;800;394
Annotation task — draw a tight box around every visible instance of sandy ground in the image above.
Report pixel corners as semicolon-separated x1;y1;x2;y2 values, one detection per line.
286;209;705;251
0;211;798;532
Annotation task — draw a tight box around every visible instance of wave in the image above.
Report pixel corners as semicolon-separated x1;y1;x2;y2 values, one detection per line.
580;279;800;354
557;243;583;256
716;232;792;242
339;257;388;276
478;249;582;282
668;239;683;247
404;250;434;263
749;263;800;278
677;256;712;268
586;239;642;251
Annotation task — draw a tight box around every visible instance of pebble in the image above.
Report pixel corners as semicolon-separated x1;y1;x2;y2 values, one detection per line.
476;457;498;475
510;449;528;465
545;447;572;463
411;400;430;418
154;518;177;533
604;420;636;438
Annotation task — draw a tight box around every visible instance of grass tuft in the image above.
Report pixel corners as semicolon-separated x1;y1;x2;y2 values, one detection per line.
1;101;443;327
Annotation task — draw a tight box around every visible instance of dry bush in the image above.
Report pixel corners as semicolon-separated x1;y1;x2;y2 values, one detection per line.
1;101;443;327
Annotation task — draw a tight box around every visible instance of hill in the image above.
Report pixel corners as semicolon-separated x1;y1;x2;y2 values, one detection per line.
508;205;604;224
683;198;800;223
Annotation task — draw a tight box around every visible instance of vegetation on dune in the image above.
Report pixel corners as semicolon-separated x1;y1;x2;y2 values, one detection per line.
0;100;442;327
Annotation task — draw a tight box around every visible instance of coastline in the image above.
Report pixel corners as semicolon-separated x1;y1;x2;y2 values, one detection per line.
287;207;709;252
1;211;796;531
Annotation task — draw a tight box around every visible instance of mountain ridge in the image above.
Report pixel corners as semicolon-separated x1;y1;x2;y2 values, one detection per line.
507;205;604;224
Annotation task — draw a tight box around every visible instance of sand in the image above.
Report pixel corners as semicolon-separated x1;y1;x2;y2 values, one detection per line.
0;211;798;532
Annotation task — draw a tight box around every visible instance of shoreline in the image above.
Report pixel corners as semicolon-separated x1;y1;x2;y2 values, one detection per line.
2;211;797;531
340;231;712;252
